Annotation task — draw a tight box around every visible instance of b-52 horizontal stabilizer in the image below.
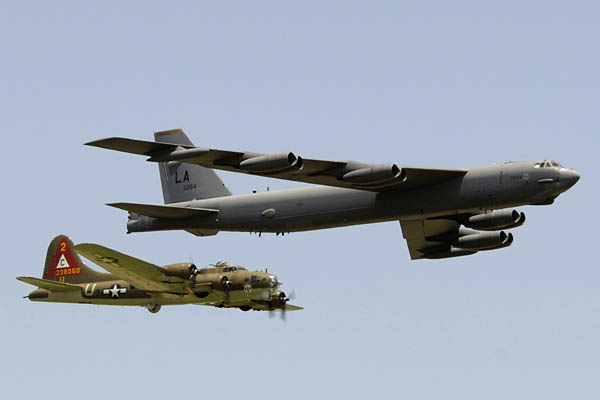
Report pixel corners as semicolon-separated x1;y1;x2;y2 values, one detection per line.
107;202;218;219
16;277;81;292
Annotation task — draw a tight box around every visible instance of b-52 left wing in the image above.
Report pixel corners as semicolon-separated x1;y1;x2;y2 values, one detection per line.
74;243;190;293
86;133;467;192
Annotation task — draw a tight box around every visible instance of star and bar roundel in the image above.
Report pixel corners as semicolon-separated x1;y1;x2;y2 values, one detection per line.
45;237;81;280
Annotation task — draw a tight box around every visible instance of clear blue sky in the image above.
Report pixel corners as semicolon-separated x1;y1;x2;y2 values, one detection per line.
1;2;598;399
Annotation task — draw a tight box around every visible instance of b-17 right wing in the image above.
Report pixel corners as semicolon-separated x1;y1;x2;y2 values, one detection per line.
74;243;191;293
86;133;467;192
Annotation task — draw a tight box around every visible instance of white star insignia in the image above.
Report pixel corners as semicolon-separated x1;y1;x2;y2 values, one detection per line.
103;284;127;299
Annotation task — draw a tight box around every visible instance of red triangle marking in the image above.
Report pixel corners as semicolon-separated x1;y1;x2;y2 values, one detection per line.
44;237;82;279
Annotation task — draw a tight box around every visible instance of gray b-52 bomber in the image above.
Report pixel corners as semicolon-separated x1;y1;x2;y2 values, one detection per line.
87;129;580;260
17;235;300;314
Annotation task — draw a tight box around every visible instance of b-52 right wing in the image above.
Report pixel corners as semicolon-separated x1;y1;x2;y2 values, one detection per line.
86;131;467;192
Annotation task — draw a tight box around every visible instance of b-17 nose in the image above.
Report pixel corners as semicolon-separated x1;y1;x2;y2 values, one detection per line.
560;169;580;190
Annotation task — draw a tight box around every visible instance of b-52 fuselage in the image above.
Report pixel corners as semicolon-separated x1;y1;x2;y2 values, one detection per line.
87;129;580;260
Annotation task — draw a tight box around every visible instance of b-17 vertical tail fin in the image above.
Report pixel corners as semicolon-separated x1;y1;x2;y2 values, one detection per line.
42;235;113;284
154;129;232;204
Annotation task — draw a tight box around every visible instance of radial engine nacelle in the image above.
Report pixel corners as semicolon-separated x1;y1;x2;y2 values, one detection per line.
163;263;198;280
463;209;525;231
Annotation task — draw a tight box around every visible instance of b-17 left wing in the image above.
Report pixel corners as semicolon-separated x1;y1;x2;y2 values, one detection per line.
74;244;189;293
251;303;304;312
86;136;467;192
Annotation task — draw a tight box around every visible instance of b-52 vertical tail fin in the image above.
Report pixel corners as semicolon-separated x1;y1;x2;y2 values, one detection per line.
154;129;232;204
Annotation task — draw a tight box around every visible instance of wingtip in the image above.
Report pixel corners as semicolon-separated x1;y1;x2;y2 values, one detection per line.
84;137;119;146
84;138;106;147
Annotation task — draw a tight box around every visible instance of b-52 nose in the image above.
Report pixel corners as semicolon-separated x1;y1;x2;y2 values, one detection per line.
560;169;580;190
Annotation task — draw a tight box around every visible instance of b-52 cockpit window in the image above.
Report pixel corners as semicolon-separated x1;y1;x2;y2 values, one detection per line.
535;160;562;168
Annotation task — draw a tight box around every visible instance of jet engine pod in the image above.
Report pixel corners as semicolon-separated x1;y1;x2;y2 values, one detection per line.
163;263;198;280
148;147;210;162
455;229;513;251
464;209;525;231
421;246;477;259
341;163;405;185
238;152;302;172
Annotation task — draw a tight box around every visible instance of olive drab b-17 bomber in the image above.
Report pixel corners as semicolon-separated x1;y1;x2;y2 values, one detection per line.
86;129;580;260
17;235;301;317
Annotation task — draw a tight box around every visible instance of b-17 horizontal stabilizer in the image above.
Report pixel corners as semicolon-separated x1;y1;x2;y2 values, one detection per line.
16;277;81;292
107;202;218;219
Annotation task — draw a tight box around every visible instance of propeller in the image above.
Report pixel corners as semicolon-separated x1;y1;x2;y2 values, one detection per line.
268;290;296;322
188;264;198;290
221;276;232;305
280;290;296;322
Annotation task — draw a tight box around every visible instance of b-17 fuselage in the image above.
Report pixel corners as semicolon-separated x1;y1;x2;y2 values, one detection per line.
19;236;300;314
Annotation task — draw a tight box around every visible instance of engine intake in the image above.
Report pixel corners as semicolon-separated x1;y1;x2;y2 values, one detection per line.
341;163;405;185
238;152;302;172
464;209;525;231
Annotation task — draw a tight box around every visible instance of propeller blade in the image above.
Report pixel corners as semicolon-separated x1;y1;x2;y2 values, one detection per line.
221;276;231;305
280;306;287;322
